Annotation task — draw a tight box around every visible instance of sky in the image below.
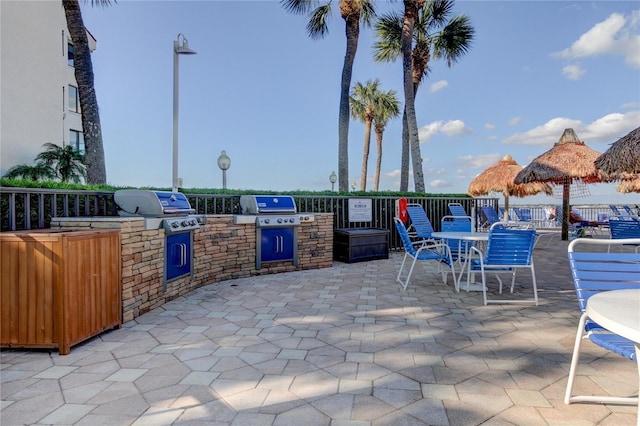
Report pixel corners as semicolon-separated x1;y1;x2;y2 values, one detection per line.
81;0;640;205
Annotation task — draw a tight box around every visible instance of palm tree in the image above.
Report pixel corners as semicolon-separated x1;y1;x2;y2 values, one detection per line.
3;163;57;181
374;0;474;191
281;0;376;192
36;143;87;183
372;91;400;191
350;79;381;191
62;0;111;184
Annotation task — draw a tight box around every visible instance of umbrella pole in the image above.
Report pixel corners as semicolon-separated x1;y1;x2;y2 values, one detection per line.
503;194;510;221
562;181;570;241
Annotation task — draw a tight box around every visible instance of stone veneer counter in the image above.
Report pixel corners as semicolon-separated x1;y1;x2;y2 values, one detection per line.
51;214;333;322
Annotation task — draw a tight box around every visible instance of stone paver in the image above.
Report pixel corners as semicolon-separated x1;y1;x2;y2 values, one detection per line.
1;234;638;425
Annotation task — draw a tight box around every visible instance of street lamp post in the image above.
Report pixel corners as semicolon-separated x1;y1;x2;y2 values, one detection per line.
172;33;197;192
329;171;337;191
217;150;231;189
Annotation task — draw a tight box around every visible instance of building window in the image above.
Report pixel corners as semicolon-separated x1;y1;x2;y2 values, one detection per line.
68;43;75;67
69;85;79;113
70;130;85;155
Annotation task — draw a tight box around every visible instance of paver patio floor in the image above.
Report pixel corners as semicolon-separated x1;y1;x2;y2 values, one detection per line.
2;233;638;425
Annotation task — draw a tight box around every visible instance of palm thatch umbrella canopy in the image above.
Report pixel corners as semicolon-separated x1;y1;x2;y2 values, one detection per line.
617;175;640;194
594;126;640;177
514;128;602;240
468;154;552;221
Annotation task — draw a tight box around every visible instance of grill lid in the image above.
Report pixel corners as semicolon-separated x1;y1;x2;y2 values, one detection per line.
114;190;194;216
240;195;297;215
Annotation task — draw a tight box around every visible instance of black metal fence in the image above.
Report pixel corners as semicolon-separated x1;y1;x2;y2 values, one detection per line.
0;187;617;249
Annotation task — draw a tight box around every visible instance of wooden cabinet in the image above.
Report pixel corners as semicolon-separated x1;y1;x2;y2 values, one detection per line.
1;229;121;354
333;228;389;263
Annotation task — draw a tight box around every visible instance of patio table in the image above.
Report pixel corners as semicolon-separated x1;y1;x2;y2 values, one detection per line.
431;231;488;292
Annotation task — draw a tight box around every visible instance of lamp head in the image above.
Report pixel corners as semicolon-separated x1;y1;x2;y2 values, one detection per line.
217;150;231;170
175;34;197;55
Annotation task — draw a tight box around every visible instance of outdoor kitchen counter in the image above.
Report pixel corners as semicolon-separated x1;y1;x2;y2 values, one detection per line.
51;213;333;322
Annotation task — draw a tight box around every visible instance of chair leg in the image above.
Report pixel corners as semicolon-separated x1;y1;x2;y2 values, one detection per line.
565;313;588;404
565;313;638;405
397;253;410;288
530;265;538;306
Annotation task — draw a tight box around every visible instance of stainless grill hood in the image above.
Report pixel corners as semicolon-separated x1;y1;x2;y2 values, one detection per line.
114;190;195;217
239;195;297;215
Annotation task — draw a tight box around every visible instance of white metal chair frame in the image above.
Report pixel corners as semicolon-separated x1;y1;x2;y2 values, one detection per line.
394;217;455;291
468;225;538;305
565;238;640;407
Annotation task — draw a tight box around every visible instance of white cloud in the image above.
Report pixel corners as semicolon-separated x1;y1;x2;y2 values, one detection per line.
554;13;626;59
501;110;640;146
484;123;496;131
458;153;503;169
418;119;473;142
562;64;586;80
428;179;449;188
502;117;583;146
508;117;521;126
552;12;640;69
430;80;448;93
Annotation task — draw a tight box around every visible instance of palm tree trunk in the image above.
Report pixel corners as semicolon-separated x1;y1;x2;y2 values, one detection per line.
338;15;360;192
400;108;410;192
62;0;106;184
360;118;373;191
374;127;383;191
401;1;425;192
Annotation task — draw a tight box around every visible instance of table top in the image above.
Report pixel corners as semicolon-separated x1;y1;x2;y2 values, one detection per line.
586;289;640;343
431;231;489;241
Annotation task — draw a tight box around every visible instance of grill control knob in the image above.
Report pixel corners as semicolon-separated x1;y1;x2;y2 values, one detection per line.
171;221;179;228
277;218;283;223
264;218;270;224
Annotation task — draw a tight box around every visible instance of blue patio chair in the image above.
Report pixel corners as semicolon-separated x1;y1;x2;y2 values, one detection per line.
609;205;628;217
448;203;472;222
440;215;473;265
406;204;435;241
609;215;640;252
468;227;538;305
513;207;532;222
481;206;501;228
623;205;636;216
556;205;599;238
394;218;454;290
564;238;640;406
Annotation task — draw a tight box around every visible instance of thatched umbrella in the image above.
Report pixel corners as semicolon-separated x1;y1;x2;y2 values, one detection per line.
594;126;640;177
468;154;552;221
617;175;640;194
515;128;602;240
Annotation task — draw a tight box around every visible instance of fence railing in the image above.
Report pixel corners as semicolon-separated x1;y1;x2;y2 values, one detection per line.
0;187;621;249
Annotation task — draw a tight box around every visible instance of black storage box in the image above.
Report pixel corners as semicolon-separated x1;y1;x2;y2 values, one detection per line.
333;228;389;263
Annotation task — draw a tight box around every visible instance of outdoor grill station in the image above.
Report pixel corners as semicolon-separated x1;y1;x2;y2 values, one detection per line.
38;191;333;349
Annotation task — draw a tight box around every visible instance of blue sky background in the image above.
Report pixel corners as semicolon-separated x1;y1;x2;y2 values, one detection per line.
81;0;640;205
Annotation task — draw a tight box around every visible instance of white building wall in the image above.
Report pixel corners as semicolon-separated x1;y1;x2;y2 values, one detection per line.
0;0;93;176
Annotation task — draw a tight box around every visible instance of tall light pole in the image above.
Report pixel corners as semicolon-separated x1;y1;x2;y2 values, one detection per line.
172;33;196;192
217;150;231;189
329;171;337;191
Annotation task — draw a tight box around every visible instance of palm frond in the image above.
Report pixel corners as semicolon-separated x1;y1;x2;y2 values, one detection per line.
280;0;316;15
432;15;474;66
307;4;332;39
373;12;403;62
359;1;377;28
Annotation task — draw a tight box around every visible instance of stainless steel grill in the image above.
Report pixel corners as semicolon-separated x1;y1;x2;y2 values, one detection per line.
114;189;204;286
239;195;304;269
114;189;204;233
